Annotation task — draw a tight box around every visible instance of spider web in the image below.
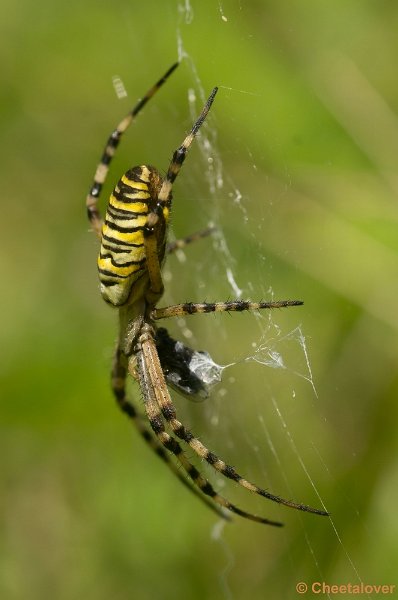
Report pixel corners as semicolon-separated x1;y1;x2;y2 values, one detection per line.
112;3;364;597
172;3;363;598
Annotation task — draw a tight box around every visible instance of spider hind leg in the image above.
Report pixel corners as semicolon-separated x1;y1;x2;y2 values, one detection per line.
111;344;230;521
135;324;329;524
132;334;283;526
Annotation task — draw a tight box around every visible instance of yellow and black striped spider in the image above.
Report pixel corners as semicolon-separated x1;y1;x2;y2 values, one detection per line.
86;62;329;526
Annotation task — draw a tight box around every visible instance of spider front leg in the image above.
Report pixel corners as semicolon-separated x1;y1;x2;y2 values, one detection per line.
140;86;219;309
142;208;168;311
85;62;179;238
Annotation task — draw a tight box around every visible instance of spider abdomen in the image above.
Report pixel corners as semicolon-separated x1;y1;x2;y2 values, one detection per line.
98;165;165;306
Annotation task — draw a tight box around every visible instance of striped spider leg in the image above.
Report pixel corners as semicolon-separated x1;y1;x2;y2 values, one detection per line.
166;225;217;255
111;343;230;521
89;64;329;525
86;61;179;238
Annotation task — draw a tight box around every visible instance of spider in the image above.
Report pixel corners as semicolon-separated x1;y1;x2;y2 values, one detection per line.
86;62;329;526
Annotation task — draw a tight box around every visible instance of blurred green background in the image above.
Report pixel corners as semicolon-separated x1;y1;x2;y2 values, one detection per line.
2;0;398;598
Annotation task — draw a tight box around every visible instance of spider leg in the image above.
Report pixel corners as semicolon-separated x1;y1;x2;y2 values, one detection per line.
137;323;329;518
111;344;230;520
86;62;179;238
141;87;218;304
152;299;304;320
133;329;284;526
142;209;167;308
157;87;218;204
166;226;217;255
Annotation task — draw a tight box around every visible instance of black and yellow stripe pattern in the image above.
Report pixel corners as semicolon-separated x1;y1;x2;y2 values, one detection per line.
98;165;168;306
